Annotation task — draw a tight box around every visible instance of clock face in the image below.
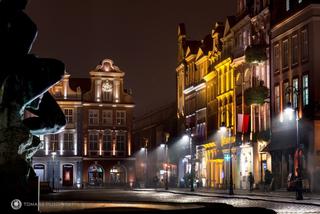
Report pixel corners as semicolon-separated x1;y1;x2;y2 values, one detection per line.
102;80;112;92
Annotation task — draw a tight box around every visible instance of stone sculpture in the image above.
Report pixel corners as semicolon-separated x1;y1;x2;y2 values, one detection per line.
0;0;66;212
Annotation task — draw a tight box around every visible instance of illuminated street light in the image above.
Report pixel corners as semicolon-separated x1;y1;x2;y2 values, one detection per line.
220;121;234;195
184;131;194;192
282;85;303;200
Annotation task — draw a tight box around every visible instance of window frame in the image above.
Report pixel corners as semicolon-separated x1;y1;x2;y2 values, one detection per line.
116;110;126;126
88;109;99;125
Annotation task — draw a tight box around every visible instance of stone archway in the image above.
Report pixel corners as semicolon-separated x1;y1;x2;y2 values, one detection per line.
88;164;104;186
109;164;127;185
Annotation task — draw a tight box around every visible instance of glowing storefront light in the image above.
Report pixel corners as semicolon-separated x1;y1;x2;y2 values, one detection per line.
60;135;63;155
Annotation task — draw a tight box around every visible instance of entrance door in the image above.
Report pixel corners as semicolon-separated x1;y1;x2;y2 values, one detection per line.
88;164;104;186
63;164;73;186
110;165;126;184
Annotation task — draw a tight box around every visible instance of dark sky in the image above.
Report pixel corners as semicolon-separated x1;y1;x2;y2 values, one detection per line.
26;0;236;117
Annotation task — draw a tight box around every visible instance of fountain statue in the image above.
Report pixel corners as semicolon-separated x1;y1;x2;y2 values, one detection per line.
0;0;66;212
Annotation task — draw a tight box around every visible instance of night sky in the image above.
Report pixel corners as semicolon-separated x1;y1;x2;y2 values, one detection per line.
26;0;236;117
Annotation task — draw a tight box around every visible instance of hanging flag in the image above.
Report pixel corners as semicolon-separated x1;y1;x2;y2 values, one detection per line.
242;114;250;133
237;114;250;133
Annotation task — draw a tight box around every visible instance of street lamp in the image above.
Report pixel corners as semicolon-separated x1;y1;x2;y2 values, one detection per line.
51;151;57;191
164;133;170;190
283;86;303;200
220;121;234;195
183;131;194;192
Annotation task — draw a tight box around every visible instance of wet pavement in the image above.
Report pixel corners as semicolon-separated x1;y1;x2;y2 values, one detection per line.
40;188;320;213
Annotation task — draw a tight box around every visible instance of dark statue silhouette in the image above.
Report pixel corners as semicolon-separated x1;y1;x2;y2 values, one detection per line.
0;0;66;212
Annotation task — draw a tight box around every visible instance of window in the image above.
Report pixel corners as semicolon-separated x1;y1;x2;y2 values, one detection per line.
283;81;290;108
303;74;309;106
293;78;299;109
50;134;58;151
275;85;280;113
102;110;113;125
273;44;280;72
103;132;112;151
116;111;126;125
89;133;98;150
64;108;73;124
64;133;74;150
292;35;298;65
301;29;308;61
282;40;289;68
116;132;126;152
89;109;99;125
286;0;290;11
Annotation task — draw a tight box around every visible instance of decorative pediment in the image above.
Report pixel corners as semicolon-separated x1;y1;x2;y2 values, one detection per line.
96;59;121;73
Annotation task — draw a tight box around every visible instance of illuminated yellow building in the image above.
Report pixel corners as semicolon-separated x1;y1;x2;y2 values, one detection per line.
176;23;214;186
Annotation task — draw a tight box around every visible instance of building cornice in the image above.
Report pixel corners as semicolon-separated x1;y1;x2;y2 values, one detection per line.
83;102;135;108
272;4;320;35
215;57;232;70
83;157;136;161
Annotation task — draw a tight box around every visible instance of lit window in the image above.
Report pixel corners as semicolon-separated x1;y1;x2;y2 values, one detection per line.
292;35;298;65
89;109;99;125
282;40;289;68
303;75;309;106
64;133;74;150
301;29;308;61
89;133;98;150
273;44;280;72
50;134;58;151
64;108;73;124
283;81;290;107
102;110;113;125
293;78;299;109
116;110;126;126
275;85;280;113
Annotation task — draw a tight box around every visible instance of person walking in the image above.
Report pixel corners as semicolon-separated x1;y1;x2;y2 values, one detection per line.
248;172;254;192
264;169;273;192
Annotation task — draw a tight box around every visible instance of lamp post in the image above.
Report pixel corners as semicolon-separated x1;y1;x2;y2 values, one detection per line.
220;122;234;195
51;151;57;191
185;131;195;192
164;133;170;190
283;86;303;200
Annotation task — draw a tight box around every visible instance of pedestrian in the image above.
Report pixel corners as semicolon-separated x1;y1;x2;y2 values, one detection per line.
295;168;303;200
248;172;254;192
153;175;159;189
264;169;272;192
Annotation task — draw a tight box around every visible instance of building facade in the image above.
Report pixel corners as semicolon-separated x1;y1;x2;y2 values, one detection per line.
270;0;320;191
32;58;135;189
32;73;83;189
132;103;177;187
82;59;135;187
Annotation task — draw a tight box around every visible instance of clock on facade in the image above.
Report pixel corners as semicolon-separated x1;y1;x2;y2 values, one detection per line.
102;80;112;92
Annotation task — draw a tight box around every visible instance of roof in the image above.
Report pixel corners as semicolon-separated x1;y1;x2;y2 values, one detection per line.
69;78;91;93
200;34;213;54
186;40;202;54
